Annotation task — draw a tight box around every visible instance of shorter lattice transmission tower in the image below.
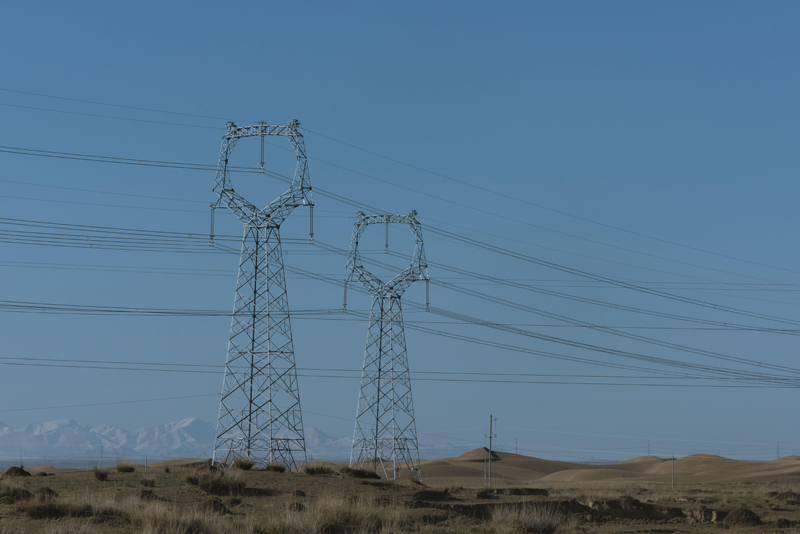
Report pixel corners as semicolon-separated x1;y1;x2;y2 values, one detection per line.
211;120;312;470
347;211;429;480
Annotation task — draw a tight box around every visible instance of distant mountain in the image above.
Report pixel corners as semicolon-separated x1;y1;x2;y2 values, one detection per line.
305;427;352;461
0;419;356;464
0;419;472;467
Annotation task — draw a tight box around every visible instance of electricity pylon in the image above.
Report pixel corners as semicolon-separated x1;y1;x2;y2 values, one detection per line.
212;120;312;470
347;211;428;480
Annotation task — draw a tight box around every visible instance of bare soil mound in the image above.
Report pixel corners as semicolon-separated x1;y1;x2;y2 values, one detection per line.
540;468;641;482
454;447;500;461
618;455;663;464
724;507;761;526
3;467;31;478
34;487;59;501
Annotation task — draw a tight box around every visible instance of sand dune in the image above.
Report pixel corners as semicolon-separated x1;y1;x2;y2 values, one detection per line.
419;448;800;487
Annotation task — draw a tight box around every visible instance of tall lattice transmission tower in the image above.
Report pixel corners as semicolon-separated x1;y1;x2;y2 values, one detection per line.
347;211;429;480
211;120;312;470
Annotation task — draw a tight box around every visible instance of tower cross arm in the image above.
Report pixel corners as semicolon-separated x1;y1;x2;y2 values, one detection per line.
213;120;313;226
346;210;429;298
223;120;301;140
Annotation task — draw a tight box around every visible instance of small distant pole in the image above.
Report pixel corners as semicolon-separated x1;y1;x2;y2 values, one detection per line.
145;455;148;473
647;440;650;456
486;415;497;487
777;442;780;459
515;438;518;455
100;445;103;468
671;455;675;489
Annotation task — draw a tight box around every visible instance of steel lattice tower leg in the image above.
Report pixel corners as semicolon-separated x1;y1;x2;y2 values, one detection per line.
214;226;305;468
352;295;419;478
211;121;313;470
346;211;428;480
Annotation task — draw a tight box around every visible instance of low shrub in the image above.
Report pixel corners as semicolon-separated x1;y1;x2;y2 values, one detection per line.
233;456;254;471
116;463;135;473
25;502;93;520
340;466;381;479
139;489;159;501
0;486;33;504
163;467;171;474
93;468;109;482
140;477;155;488
196;472;245;496
198;497;231;515
265;464;286;473
304;465;333;476
185;475;199;486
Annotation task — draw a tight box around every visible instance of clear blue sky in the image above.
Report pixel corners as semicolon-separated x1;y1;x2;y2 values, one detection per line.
1;1;799;461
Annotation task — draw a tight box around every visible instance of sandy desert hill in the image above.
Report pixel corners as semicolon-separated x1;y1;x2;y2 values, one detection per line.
418;447;800;486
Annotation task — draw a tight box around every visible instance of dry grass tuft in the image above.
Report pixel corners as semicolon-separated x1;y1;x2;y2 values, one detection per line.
340;466;381;479
265;463;286;473
92;467;109;481
492;503;563;534
303;464;333;476
140;476;156;487
0;481;33;504
191;471;245;496
116;462;136;473
25;502;94;520
43;525;97;534
233;456;255;471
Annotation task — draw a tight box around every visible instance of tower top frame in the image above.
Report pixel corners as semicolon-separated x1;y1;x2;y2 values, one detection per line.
213;120;313;227
347;210;428;298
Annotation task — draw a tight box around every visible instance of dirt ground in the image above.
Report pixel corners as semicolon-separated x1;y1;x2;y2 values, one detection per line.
2;450;800;533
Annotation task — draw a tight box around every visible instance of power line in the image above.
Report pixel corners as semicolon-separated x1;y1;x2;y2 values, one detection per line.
6;84;792;281
0;178;208;204
289;264;800;385
0;102;221;130
0;360;793;388
0;86;246;122
2;144;793;288
320;242;800;377
4;214;799;383
302;126;800;278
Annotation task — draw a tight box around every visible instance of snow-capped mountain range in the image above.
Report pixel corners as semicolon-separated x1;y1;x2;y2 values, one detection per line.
0;419;353;465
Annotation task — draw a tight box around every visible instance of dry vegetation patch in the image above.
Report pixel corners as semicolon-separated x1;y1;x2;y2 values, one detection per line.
233;456;254;471
0;485;33;504
185;470;245;497
25;502;93;520
492;503;563;534
339;466;381;479
115;463;136;473
92;468;109;482
9;464;800;534
303;465;333;476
